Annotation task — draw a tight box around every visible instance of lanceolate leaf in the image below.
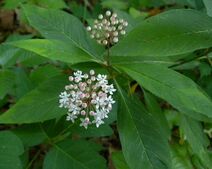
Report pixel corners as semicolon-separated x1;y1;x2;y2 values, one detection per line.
112;151;130;169
118;63;212;121
0;70;15;99
0;75;68;124
9;39;95;64
144;92;170;139
44;140;107;169
180;115;212;168
111;9;212;57
0;131;24;169
22;4;104;60
115;81;171;169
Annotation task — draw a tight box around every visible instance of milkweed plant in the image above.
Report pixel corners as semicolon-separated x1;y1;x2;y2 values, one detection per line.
0;2;212;169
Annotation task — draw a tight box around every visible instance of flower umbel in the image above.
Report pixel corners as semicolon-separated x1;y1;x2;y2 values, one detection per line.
86;10;128;46
59;70;116;129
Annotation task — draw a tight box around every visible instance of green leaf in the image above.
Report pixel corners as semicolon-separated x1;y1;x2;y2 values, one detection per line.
43;140;107;169
171;144;193;169
70;123;113;138
101;0;129;10
144;92;170;139
12;124;47;147
180;115;212;168
0;70;15;99
111;9;212;57
30;65;62;86
0;75;68;124
203;0;212;17
22;4;104;60
112;151;130;169
115;81;171;169
0;131;24;169
12;68;33;99
32;0;67;9
118;63;212;121
9;39;95;64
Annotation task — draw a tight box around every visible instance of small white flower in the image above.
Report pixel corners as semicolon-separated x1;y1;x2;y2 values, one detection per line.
59;70;116;129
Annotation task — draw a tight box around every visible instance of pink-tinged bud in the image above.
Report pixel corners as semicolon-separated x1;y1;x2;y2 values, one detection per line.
89;111;95;116
82;103;87;108
81;110;86;116
85;93;90;98
85;117;90;123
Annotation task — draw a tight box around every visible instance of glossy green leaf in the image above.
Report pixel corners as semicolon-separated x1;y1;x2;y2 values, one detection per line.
203;0;212;17
112;151;130;169
0;70;15;99
12;124;47;147
9;39;95;64
118;63;212;121
111;9;212;57
22;4;104;60
0;75;68;124
30;65;62;86
0;131;24;169
144;92;170;139
180;115;212;168
115;81;171;169
44;140;107;169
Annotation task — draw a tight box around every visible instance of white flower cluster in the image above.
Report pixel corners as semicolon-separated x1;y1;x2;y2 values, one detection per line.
86;10;128;46
59;70;116;129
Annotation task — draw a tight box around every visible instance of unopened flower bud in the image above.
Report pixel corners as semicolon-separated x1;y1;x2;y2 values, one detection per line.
113;37;119;43
86;26;91;31
103;40;108;45
98;14;103;19
106;10;111;16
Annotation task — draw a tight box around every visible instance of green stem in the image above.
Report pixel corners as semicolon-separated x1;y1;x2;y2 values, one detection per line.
25;149;41;169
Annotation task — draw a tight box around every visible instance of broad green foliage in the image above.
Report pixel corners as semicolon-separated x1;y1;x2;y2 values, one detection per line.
43;140;107;169
111;9;212;57
144;92;170;139
115;82;171;169
12;124;47;147
180;115;212;168
1;1;212;169
118;63;212;121
0;131;24;169
112;151;130;169
9;39;95;64
0;70;15;99
203;0;212;17
21;5;104;60
0;75;68;123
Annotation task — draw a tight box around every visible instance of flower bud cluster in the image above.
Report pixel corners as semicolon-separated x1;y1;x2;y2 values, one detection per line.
86;10;128;46
59;70;116;129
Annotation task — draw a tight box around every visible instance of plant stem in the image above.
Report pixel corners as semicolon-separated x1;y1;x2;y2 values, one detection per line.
106;46;110;66
25;149;41;169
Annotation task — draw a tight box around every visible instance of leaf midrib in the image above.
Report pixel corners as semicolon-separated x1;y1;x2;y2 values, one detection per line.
120;66;208;115
115;80;155;169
